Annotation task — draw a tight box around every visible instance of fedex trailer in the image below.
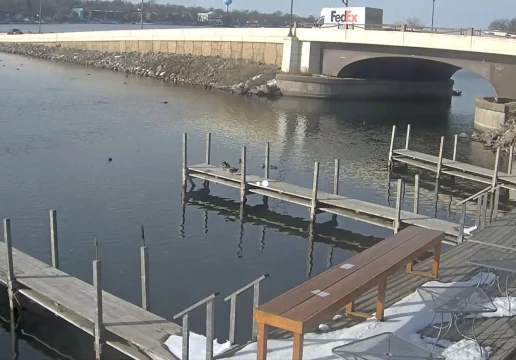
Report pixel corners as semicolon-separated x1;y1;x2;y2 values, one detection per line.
319;7;383;28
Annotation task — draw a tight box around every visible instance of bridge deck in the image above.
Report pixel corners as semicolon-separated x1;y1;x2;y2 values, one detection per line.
392;149;516;190
0;246;180;360
188;164;462;243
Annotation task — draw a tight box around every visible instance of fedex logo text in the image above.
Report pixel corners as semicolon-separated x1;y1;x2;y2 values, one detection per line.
330;10;358;23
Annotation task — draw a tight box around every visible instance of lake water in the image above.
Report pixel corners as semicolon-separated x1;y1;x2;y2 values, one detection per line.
0;23;201;34
0;52;502;359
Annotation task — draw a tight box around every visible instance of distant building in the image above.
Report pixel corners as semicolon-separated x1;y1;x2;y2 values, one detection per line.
72;8;87;21
197;12;222;25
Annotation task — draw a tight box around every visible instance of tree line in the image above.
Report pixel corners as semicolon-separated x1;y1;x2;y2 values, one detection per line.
0;0;317;25
489;17;516;33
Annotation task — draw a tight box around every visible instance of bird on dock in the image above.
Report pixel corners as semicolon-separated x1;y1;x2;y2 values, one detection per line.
221;161;230;169
16;68;19;71
261;164;265;169
108;158;113;163
238;158;242;164
163;101;168;104
228;167;238;173
270;164;278;170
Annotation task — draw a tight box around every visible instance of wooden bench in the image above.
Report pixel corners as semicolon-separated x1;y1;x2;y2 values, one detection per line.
253;226;444;360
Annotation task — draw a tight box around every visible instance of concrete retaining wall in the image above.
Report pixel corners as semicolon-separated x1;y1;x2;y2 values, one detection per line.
44;40;283;66
276;74;454;99
474;97;516;131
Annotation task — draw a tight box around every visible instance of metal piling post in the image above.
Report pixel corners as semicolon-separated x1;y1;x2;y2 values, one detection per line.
240;147;247;203
405;124;411;150
4;219;16;313
436;136;445;180
310;162;320;222
333;159;340;195
414;174;420;214
452;134;458;161
141;245;150;310
394;179;403;233
205;133;211;165
49;210;59;269
93;260;104;360
388;125;396;169
182;133;188;187
264;142;270;179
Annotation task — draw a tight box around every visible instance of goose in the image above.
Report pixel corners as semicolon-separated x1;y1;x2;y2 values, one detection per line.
269;165;278;170
228;167;238;173
108;158;113;163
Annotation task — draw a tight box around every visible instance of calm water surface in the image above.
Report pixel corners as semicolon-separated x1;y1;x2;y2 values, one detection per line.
0;53;502;359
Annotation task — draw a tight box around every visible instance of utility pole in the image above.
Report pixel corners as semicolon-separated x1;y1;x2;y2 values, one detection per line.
287;0;294;36
431;0;435;31
140;0;144;30
343;0;349;6
38;0;42;34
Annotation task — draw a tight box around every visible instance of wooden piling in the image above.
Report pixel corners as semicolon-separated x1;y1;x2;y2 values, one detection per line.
333;159;340;195
182;133;188;186
475;196;482;227
310;162;320;222
4;219;15;312
205;132;211;165
452;134;458;161
264;142;270;179
436;136;445;180
492;147;501;187
394;179;403;233
405;124;411;150
493;187;500;221
240;147;247;203
49;210;59;269
93;260;104;360
141;246;150;311
414;174;420;214
388;125;396;169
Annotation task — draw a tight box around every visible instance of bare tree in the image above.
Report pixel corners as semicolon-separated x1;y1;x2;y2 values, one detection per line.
489;17;516;32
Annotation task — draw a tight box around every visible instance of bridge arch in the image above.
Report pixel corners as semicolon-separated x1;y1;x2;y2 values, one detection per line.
332;56;497;94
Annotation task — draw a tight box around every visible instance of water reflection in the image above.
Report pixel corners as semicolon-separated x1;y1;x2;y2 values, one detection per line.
182;188;383;272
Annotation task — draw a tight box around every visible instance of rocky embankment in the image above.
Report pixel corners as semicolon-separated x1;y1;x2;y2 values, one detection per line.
0;43;282;97
471;113;516;152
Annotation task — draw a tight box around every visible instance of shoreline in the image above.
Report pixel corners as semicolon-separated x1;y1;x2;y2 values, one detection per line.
0;43;282;98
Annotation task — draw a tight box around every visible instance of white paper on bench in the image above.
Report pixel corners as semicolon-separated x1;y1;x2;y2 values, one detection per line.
311;290;330;297
340;263;355;269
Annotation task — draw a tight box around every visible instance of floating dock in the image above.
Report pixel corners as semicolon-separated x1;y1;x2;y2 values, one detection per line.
182;133;468;244
388;124;516;191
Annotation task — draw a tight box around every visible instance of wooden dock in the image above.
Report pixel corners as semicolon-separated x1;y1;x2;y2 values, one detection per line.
0;236;181;360
388;124;516;191
182;133;466;244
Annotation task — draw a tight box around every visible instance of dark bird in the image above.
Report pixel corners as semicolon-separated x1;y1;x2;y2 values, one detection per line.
16;68;19;70
87;73;91;76
270;165;278;170
163;101;168;104
220;161;230;168
108;158;113;163
261;164;265;169
124;82;127;84
238;158;242;164
228;167;238;173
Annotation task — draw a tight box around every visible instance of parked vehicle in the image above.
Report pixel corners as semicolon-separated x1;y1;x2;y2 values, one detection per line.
7;29;23;35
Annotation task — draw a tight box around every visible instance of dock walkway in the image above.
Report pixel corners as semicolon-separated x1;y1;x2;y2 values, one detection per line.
0;245;180;360
187;163;463;243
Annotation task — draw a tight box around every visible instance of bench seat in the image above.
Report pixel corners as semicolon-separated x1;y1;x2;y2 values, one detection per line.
254;226;445;360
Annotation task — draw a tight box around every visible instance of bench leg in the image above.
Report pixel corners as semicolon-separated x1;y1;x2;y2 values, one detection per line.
376;280;387;321
432;243;441;278
292;332;304;360
406;261;414;272
344;301;373;319
256;322;268;360
345;301;354;313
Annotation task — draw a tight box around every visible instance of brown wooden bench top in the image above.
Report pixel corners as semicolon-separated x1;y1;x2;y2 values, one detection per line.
255;226;444;333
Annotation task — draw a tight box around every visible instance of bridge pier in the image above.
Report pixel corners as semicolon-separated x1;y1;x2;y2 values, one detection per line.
281;38;322;75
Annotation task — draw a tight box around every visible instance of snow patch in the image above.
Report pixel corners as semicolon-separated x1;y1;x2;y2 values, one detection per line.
481;297;516;317
318;324;331;332
164;332;231;360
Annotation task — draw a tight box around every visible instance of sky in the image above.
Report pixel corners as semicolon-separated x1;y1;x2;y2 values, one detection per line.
137;0;515;29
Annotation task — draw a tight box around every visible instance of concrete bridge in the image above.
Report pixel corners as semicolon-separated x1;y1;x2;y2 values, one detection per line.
1;26;516;97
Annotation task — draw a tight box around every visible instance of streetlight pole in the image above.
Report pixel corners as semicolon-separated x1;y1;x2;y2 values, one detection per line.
431;0;435;31
140;0;144;30
287;0;294;37
38;0;42;34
